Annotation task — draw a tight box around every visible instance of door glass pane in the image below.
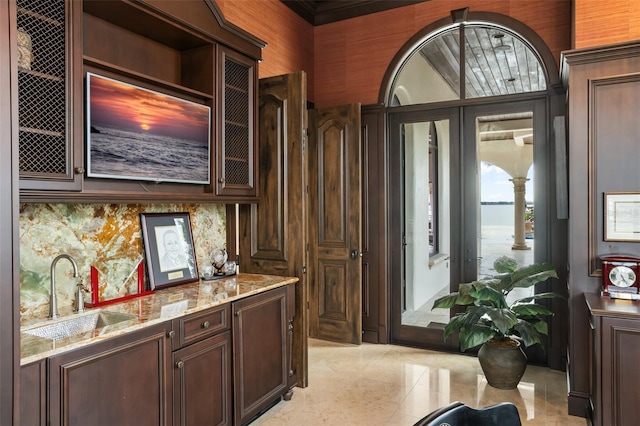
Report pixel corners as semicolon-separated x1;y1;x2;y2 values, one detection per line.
477;112;535;302
401;119;450;328
391;29;460;105
464;25;547;98
390;23;547;105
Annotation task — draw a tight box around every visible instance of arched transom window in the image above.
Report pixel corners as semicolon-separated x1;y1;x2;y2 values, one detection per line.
390;23;548;106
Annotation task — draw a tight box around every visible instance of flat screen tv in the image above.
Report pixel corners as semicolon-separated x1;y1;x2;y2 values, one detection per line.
86;72;211;185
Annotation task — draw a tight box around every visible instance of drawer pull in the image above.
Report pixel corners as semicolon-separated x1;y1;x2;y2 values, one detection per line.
202;321;210;329
176;360;184;369
167;330;175;339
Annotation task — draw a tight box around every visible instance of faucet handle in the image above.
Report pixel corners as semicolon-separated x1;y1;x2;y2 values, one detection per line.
75;280;90;313
79;280;91;294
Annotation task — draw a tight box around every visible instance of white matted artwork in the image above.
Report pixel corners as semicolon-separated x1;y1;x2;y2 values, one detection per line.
604;192;640;241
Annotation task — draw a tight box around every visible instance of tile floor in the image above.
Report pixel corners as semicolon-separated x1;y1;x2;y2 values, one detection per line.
254;338;586;426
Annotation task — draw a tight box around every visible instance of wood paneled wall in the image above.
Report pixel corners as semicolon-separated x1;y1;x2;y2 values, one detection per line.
313;0;572;107
216;0;315;99
575;0;640;50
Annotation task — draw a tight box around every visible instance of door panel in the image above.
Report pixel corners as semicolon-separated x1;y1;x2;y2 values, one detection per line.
309;104;362;344
239;71;308;386
463;99;548;365
389;108;460;350
360;106;385;344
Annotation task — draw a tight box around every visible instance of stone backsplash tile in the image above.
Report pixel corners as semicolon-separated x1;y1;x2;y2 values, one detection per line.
20;203;226;322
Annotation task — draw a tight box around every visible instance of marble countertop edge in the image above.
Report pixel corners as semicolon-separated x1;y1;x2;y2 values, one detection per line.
20;273;298;365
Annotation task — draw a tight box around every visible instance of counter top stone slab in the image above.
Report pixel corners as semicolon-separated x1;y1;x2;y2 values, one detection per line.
21;273;298;365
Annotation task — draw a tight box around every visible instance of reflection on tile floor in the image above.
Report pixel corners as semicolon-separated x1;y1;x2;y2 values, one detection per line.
254;339;585;426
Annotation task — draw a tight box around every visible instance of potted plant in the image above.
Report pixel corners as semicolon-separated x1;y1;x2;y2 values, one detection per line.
432;256;560;389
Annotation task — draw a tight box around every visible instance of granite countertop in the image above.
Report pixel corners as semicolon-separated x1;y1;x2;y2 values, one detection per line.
20;273;298;365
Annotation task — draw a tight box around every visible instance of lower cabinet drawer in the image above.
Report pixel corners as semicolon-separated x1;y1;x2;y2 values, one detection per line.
174;304;231;350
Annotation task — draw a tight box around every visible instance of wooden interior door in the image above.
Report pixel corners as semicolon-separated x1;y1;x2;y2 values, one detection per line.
238;71;309;386
308;104;362;344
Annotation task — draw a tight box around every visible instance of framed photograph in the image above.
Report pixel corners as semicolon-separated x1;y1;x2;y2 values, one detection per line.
140;212;199;290
604;192;640;241
86;72;211;184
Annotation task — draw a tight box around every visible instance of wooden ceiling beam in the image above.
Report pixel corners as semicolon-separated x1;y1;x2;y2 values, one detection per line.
281;0;428;26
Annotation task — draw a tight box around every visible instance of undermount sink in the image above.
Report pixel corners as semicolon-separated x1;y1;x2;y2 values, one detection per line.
22;310;138;340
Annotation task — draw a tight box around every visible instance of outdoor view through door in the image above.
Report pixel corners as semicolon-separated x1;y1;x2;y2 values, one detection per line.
477;112;535;304
388;20;548;349
400;118;451;329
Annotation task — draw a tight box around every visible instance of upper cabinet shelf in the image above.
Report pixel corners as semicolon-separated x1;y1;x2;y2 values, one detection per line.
83;11;215;97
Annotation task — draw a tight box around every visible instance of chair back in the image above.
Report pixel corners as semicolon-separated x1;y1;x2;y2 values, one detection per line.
413;401;522;426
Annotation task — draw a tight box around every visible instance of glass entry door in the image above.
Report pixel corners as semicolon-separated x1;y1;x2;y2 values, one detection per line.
389;100;546;351
389;108;461;350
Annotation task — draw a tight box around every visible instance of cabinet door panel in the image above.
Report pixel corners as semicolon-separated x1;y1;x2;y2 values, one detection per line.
602;317;640;426
173;331;232;426
233;287;288;424
17;0;83;190
48;322;172;426
20;360;45;426
215;46;257;198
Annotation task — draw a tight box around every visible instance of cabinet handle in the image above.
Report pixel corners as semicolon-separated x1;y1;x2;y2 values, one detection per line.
235;310;241;316
218;177;225;183
74;166;85;174
176;360;184;369
202;321;210;329
167;330;175;339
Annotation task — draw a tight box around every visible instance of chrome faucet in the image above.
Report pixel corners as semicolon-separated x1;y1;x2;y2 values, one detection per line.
49;254;79;319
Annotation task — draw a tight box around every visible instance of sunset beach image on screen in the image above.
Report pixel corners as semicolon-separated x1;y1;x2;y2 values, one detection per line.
86;73;211;184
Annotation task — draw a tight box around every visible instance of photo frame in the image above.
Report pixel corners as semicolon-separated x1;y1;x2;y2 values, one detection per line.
604;192;640;242
140;212;199;290
86;72;211;184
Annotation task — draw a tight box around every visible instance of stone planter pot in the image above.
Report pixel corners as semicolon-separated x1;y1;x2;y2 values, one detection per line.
478;339;527;389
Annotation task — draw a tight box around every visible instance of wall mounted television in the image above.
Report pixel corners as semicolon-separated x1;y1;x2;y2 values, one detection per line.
86;72;211;185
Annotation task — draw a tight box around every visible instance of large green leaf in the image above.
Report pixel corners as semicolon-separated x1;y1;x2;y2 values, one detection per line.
432;283;475;309
494;256;518;273
511;303;553;317
443;313;468;339
459;324;496;351
512;320;544;347
511;264;558;288
517;292;564;304
484;307;518;335
432;293;460;309
531;318;548;335
470;282;507;307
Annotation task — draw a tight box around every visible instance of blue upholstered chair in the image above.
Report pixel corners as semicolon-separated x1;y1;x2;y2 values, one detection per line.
413;401;522;426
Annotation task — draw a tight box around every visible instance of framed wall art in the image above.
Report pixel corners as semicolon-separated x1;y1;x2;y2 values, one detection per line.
140;212;199;289
604;192;640;242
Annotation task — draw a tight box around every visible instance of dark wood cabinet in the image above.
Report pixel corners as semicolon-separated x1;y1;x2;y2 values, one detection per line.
214;46;258;198
16;0;264;202
48;321;173;426
232;286;294;425
172;304;232;426
586;293;640;426
28;283;294;425
20;360;45;426
563;42;640;416
16;0;83;191
173;331;232;426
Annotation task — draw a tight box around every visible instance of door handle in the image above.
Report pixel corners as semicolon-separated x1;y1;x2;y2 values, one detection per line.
350;249;359;260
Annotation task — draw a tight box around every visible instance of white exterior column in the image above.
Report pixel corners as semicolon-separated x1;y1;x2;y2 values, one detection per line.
511;177;530;250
